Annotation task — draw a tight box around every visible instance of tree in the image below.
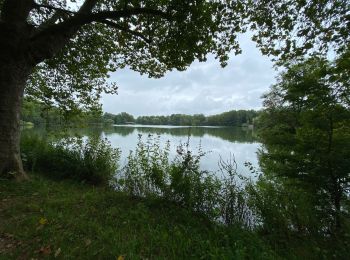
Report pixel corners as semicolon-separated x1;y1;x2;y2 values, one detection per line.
0;0;247;179
114;112;134;124
257;56;350;235
0;0;348;179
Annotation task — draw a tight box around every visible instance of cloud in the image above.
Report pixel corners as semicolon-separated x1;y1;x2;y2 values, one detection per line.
102;33;277;116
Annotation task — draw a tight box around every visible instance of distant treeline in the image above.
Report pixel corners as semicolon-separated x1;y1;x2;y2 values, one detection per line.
21;98;259;127
103;110;260;126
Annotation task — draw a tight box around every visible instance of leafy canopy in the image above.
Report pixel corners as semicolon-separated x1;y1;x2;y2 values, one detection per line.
1;0;348;112
2;0;246;112
248;0;350;64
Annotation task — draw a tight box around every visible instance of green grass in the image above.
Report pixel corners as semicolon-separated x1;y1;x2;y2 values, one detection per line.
0;174;276;259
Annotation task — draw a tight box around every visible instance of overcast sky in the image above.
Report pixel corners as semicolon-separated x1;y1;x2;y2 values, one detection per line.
102;33;278;117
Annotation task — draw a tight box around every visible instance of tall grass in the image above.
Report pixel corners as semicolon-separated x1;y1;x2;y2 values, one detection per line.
115;134;253;226
21;133;120;185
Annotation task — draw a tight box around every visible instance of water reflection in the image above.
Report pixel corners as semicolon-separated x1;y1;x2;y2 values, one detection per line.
22;125;260;176
104;125;258;143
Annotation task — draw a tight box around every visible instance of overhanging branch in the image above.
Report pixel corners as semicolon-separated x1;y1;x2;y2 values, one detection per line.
99;20;152;44
35;0;98;31
31;7;171;40
28;6;170;63
33;3;77;16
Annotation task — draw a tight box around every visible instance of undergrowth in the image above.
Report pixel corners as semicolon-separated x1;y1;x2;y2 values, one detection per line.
21;133;120;185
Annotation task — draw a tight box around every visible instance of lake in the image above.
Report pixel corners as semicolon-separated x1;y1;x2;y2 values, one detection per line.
23;125;261;177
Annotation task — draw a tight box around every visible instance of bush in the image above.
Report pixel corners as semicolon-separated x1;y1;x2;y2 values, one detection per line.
219;156;255;228
21;133;120;186
116;134;250;223
116;134;171;197
167;141;222;219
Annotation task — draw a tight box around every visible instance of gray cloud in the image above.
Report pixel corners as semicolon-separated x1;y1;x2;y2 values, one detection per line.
102;33;277;116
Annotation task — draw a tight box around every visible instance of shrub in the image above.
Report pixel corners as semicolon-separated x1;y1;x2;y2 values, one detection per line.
116;134;249;222
219;156;255;228
21;133;120;186
117;134;171;197
167;140;221;219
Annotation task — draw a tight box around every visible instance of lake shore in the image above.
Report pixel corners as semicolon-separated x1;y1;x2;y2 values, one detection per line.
0;173;275;259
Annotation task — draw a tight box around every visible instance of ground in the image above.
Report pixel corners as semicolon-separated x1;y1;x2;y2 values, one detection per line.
0;174;275;259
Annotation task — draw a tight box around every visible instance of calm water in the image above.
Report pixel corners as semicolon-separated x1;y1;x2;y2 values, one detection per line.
23;125;261;177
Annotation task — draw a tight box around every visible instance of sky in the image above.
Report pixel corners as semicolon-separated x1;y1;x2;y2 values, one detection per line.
102;33;278;117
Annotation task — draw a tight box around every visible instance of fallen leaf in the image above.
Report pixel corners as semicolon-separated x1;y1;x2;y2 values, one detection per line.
39;246;51;256
54;248;61;258
84;239;91;247
39;217;48;225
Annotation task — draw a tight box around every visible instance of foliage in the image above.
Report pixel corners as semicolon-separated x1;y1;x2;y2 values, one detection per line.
20;133;120;185
256;56;350;239
116;134;252;225
116;135;222;219
219;156;254;228
3;1;346;114
3;0;250;113
21;97;104;125
206;110;259;126
103;110;259;126
136;110;259;126
167;138;221;219
103;112;135;124
247;0;350;64
117;134;171;197
246;175;350;259
22;100;259;127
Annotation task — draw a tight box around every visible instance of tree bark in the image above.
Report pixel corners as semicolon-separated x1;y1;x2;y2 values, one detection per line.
0;58;31;180
0;1;37;180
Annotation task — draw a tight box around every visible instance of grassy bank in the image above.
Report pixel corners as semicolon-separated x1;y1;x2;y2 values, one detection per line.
0;174;275;259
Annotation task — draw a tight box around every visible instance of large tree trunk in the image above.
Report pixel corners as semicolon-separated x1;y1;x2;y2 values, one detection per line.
0;3;37;180
0;59;31;180
0;0;97;179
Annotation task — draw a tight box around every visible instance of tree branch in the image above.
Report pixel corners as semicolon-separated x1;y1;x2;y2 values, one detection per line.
78;0;99;14
32;7;171;40
28;6;169;63
99;20;151;44
33;3;77;16
35;0;98;30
